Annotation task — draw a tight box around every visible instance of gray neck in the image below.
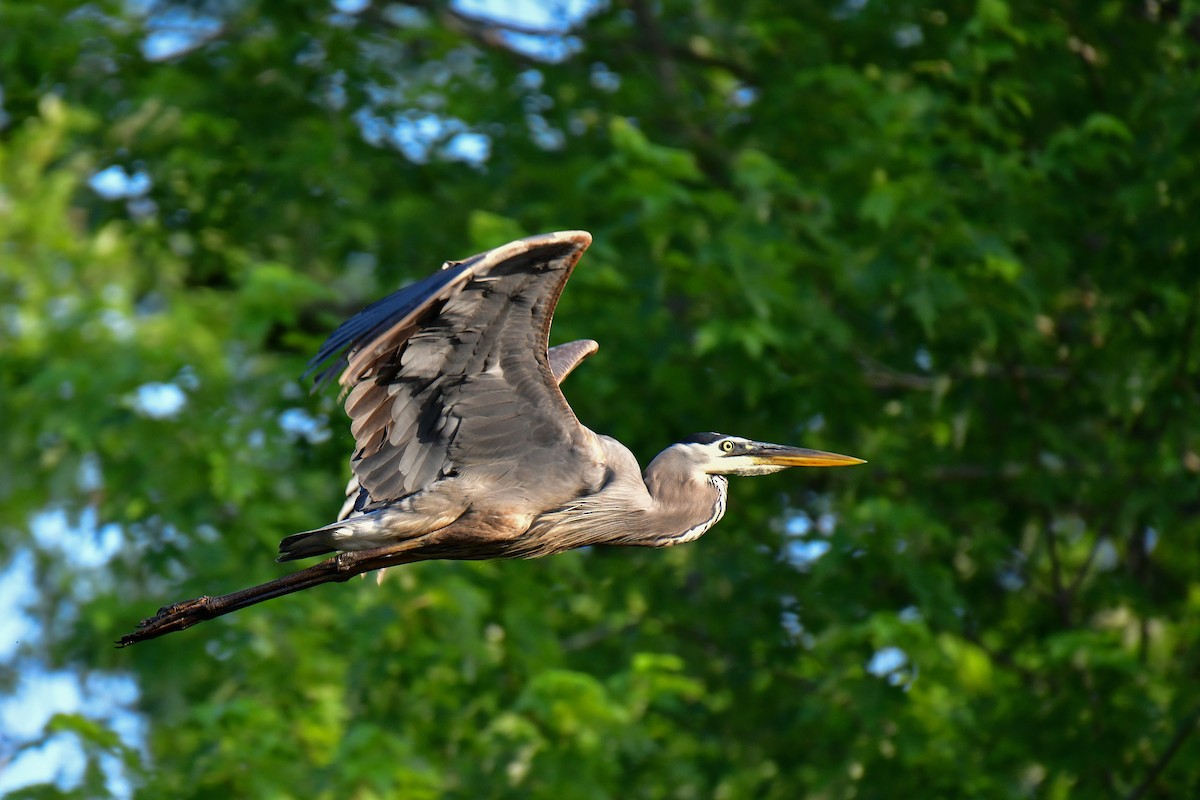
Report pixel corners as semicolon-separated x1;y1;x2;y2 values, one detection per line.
623;456;729;548
518;439;730;554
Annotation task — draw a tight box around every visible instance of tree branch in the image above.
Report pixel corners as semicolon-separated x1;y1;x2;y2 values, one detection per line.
665;42;754;83
856;355;1069;392
1126;706;1200;800
1065;524;1108;597
117;545;425;646
1042;513;1073;627
360;1;583;64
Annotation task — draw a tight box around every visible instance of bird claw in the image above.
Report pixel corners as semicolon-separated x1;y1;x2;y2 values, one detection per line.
356;567;388;585
117;595;215;647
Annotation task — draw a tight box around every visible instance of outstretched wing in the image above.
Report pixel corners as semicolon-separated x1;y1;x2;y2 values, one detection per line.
309;231;604;511
333;336;601;522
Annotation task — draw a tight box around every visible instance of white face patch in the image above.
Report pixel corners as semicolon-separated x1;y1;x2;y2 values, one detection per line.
673;436;791;477
691;437;776;477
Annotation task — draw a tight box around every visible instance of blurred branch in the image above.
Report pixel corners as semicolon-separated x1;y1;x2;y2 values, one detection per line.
361;1;584;64
1126;706;1200;800
442;8;577;39
1041;513;1073;627
1176;288;1199;380
142;25;228;62
1081;668;1118;796
629;0;684;101
857;356;1069;391
869;463;1110;482
624;0;725;173
858;356;937;390
960;629;1040;685
1064;525;1108;597
561;621;641;651
361;0;756;85
665;42;754;83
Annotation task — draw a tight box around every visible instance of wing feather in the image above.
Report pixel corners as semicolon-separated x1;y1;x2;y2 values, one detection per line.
309;231;603;509
547;339;599;383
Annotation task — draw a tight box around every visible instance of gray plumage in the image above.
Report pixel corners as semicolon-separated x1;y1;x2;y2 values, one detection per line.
278;231;863;566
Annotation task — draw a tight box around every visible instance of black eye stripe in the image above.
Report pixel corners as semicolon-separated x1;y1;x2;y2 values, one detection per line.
682;432;724;445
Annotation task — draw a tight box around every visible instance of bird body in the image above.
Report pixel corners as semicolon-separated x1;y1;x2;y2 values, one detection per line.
279;434;725;561
278;231;863;567
118;231;865;645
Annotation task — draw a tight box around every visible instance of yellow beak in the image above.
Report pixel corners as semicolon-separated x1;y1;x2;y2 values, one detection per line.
750;443;866;468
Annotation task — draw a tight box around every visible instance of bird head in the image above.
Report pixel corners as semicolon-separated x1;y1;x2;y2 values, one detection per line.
678;432;865;477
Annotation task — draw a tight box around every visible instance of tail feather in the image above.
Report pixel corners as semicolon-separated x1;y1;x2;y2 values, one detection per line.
278;505;449;562
277;524;342;562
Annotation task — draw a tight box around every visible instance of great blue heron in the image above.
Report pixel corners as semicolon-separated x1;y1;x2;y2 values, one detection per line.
120;231;863;644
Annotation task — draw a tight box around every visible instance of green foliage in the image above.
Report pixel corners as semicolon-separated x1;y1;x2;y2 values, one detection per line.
2;1;1199;797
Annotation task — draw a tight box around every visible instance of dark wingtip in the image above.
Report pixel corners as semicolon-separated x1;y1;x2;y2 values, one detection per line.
303;262;474;391
302;232;593;392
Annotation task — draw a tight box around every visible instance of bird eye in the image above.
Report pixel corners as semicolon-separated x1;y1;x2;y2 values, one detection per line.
720;440;735;453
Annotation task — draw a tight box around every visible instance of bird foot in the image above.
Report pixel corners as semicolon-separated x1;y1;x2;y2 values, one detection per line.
116;595;217;647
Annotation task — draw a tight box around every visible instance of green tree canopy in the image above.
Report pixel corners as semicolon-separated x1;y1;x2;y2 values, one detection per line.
1;1;1198;797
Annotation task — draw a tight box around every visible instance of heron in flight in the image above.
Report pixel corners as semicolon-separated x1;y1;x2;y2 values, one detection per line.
120;231;863;644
